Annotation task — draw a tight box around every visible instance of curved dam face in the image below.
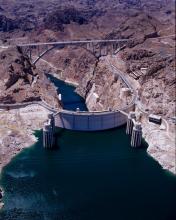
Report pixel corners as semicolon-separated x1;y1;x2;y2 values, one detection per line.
55;110;127;131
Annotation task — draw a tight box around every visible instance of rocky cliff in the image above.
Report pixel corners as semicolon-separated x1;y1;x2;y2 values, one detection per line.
0;47;61;108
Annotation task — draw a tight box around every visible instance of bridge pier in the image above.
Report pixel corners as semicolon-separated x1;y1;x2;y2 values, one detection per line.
131;122;142;147
86;42;91;51
114;43;118;51
92;43;95;54
43;114;55;149
112;43;116;54
126;111;136;135
110;43;114;55
99;44;102;56
96;44;102;57
29;47;32;60
17;39;128;64
101;45;107;56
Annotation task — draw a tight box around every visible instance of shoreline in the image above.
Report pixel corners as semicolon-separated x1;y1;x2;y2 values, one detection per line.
0;104;52;208
142;118;175;174
109;55;176;175
0;105;175;177
0;130;38;209
0;131;37;210
36;58;79;88
28;59;176;174
0;105;51;174
47;72;79;87
0;104;175;210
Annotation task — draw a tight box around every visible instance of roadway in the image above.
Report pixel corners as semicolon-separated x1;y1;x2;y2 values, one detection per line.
106;56;137;107
0;34;174;49
0;39;129;50
17;39;129;47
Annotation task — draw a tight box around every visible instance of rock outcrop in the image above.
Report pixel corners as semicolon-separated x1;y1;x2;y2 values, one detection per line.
0;47;61;108
0;15;18;32
43;7;103;32
0;15;36;33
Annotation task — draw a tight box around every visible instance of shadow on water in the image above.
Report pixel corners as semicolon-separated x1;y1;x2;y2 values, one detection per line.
0;76;175;220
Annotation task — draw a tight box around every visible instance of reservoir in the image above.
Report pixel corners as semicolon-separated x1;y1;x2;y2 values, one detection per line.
0;76;176;220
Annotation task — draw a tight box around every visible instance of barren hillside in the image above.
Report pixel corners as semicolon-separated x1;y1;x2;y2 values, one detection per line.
0;0;175;118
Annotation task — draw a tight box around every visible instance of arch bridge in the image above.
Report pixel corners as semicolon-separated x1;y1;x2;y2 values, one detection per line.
17;39;128;65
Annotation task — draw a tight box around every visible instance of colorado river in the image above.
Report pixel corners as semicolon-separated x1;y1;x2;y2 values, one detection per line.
47;74;88;111
0;76;175;220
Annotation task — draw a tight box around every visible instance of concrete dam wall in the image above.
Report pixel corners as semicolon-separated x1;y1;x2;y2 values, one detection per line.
55;110;127;131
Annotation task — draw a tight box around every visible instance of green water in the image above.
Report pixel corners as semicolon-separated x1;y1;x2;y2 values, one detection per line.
0;77;175;220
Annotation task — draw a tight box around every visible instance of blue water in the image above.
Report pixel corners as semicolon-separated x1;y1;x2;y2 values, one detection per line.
47;74;88;111
0;76;175;220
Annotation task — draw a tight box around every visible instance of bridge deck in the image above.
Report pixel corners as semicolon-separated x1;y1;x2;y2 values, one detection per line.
17;39;129;47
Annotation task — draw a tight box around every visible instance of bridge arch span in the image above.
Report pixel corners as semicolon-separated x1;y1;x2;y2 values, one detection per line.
18;39;128;65
33;45;57;65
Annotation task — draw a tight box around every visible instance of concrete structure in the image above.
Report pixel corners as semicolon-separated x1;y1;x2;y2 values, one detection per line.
48;113;55;132
54;110;127;131
58;94;62;101
140;68;148;75
43;123;54;149
15;39;128;64
86;89;100;110
170;116;176;124
126;112;136;135
149;114;162;125
43;114;55;149
131;122;142;148
17;39;128;48
120;87;131;105
120;88;131;100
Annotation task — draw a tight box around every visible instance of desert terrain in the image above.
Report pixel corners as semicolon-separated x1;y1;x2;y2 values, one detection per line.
0;0;175;186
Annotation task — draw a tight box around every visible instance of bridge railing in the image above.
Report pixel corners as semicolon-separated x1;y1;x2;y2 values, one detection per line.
16;39;129;48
